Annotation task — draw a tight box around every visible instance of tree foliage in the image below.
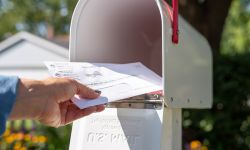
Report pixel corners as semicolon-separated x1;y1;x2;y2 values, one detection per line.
0;0;78;39
221;0;250;54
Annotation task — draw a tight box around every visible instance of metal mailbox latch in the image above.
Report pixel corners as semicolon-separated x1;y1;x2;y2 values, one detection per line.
105;94;165;109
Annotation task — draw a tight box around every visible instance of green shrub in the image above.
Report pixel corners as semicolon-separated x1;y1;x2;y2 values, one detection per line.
183;53;250;150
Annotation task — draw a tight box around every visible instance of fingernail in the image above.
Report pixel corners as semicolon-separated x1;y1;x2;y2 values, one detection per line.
94;90;101;94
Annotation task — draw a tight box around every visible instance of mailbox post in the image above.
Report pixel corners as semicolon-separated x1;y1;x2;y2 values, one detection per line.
69;0;212;150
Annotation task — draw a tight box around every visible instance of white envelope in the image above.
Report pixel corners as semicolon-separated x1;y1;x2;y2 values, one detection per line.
45;61;162;109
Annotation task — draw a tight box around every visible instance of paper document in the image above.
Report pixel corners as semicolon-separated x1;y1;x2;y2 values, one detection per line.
45;62;162;109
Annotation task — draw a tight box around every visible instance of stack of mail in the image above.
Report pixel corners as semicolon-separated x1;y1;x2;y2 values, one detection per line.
45;62;162;109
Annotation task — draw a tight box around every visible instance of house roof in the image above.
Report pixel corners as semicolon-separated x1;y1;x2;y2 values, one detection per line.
0;32;69;68
0;31;68;57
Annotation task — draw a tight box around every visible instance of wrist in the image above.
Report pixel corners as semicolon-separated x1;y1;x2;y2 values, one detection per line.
9;79;46;120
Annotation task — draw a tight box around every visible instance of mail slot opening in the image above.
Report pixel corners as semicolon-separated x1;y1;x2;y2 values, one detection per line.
70;0;163;76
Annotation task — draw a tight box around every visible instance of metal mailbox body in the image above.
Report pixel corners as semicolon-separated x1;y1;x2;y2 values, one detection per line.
69;0;212;149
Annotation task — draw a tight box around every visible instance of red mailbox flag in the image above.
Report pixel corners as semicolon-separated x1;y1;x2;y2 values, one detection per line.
164;0;179;44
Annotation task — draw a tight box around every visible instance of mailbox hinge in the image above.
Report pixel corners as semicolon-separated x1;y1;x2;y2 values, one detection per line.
105;94;165;109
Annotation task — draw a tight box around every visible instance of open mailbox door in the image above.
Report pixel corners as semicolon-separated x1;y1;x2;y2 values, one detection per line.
69;0;212;150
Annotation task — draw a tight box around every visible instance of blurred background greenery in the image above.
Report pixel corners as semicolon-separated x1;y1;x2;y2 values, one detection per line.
0;0;250;149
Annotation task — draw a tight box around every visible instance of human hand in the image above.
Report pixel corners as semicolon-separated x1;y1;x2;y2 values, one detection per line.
9;78;105;127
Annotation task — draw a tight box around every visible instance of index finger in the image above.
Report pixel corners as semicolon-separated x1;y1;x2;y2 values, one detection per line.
74;81;100;99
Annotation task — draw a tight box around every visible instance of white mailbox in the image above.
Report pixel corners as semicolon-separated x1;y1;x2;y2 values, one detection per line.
69;0;212;150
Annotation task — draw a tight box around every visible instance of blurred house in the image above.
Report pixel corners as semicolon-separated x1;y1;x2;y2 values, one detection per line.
0;32;68;79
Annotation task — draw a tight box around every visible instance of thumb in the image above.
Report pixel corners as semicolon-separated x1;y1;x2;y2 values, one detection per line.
75;81;100;99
